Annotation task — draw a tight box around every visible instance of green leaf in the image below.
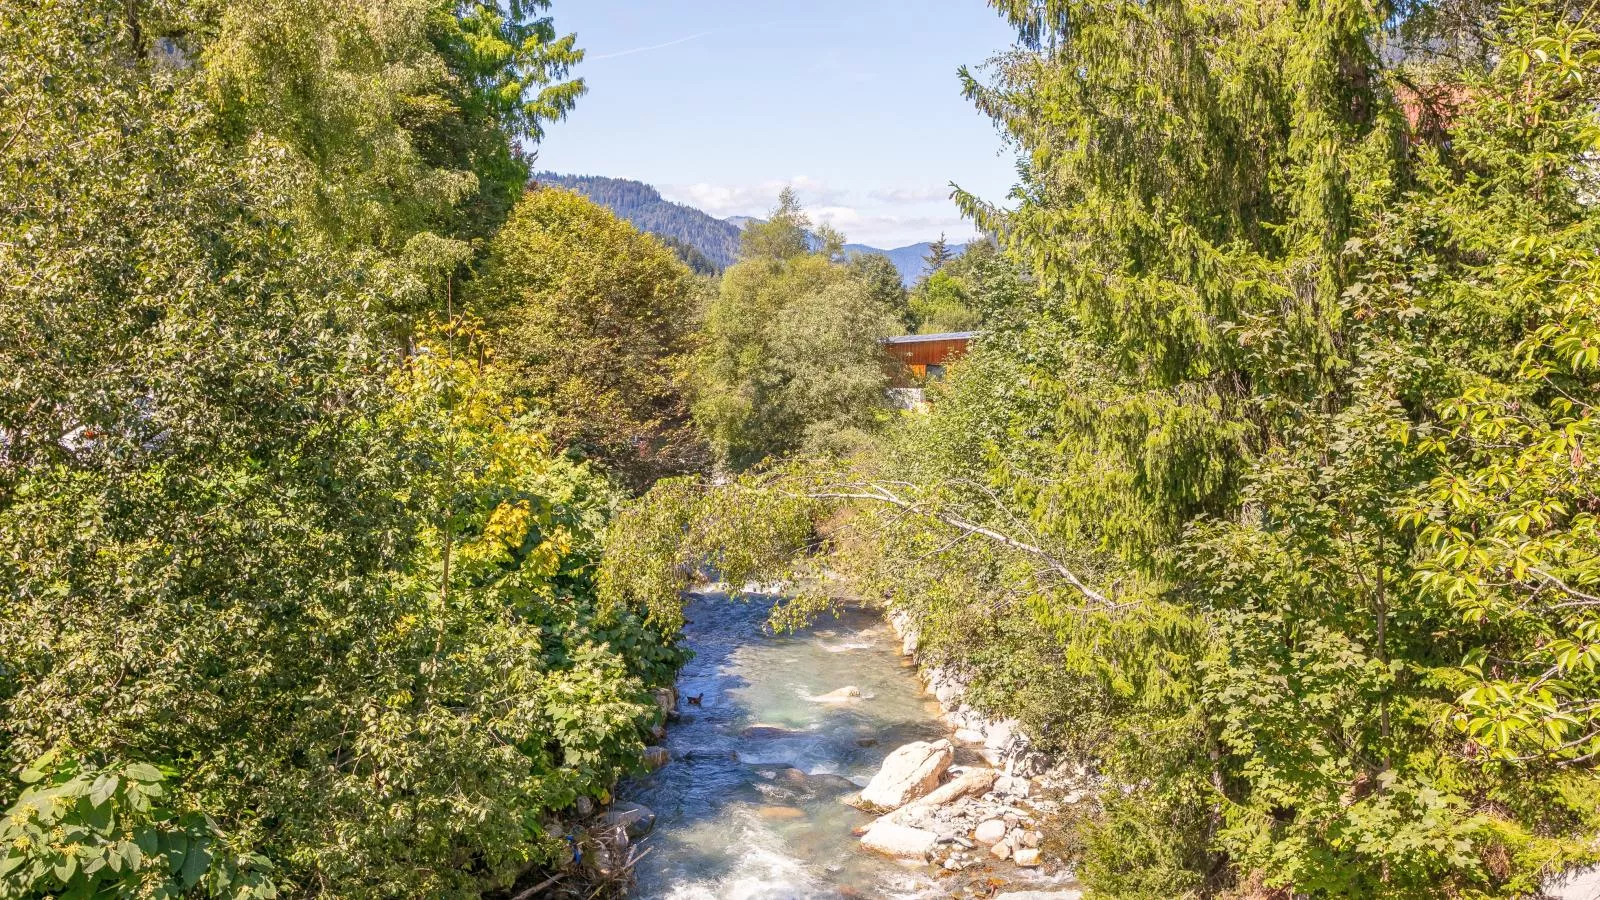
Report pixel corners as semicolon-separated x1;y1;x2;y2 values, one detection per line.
180;840;211;887
124;763;164;784
89;774;118;809
164;832;189;875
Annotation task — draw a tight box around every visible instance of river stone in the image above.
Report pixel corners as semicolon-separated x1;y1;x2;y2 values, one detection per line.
995;774;1032;797
859;821;939;860
953;727;987;745
642;747;670;771
864;736;947;807
742;724;802;738
909;768;995;811
1014;847;1042;867
990;840;1013;860
804;772;861;795
974;818;1007;845
757;806;806;820
812;686;864;703
985;719;1018;749
602;802;656;839
753;782;800;802
860;739;954;809
653;687;676;718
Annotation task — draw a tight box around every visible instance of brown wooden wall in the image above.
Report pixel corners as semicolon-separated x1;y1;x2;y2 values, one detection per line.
887;337;970;368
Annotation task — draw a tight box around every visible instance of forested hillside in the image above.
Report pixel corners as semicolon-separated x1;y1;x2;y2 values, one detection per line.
533;173;743;270
539;172;966;285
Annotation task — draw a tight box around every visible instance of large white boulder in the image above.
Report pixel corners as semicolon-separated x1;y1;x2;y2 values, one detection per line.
859;821;939;860
859;739;954;809
1547;867;1600;899
874;768;996;827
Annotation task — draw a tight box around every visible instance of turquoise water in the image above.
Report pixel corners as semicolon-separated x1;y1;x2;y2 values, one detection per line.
625;590;951;899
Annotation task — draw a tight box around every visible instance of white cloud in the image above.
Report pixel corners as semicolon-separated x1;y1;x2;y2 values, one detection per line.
660;176;848;218
868;186;954;205
657;179;978;247
809;205;975;249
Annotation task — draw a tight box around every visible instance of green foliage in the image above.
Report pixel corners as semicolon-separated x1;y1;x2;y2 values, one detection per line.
480;187;707;489
909;271;981;335
923;233;955;274
1173;10;1600;895
1;754;275;900
598;475;820;633
0;3;681;897
693;195;905;469
847;253;914;331
903;237;1020;334
738;188;814;263
200;0;584;321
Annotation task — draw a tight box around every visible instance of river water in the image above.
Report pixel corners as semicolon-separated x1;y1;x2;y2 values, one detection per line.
625;590;953;899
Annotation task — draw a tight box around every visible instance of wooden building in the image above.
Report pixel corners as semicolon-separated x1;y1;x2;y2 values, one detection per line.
883;331;974;382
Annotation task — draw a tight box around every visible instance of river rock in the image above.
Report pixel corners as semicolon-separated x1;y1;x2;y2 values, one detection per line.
874;768;996;829
953;727;987;745
757;806;806;820
805;772;861;794
891;611;919;655
859;739;954;809
912;767;995;809
974;818;1007;845
995;774;1031;797
1014;847;1042;867
811;686;864;703
653;687;677;719
985;719;1018;750
991;840;1013;860
642;747;670;771
602;802;656;839
859;821;939;860
742;724;803;738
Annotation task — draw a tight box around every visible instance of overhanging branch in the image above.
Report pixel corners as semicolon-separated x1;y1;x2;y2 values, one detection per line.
787;480;1124;612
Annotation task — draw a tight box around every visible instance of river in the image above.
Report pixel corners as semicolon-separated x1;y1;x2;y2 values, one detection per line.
623;589;956;899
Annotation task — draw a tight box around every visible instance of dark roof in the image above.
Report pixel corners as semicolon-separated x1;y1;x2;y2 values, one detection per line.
881;331;977;345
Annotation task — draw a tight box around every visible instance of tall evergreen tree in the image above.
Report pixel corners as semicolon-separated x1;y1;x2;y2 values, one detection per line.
923;232;955;274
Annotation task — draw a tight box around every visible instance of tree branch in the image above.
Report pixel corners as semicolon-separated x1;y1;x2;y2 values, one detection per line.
793;481;1124;612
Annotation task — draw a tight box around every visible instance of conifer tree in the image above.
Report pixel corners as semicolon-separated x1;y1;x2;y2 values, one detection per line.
924;233;955;274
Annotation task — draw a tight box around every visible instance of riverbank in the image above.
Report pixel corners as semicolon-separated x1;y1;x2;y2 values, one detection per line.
593;590;1086;899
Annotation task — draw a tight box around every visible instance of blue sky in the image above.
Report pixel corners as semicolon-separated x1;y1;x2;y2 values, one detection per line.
532;1;1021;249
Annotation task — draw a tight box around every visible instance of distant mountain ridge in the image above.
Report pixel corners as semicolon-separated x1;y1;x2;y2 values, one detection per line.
533;173;742;269
535;172;964;284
